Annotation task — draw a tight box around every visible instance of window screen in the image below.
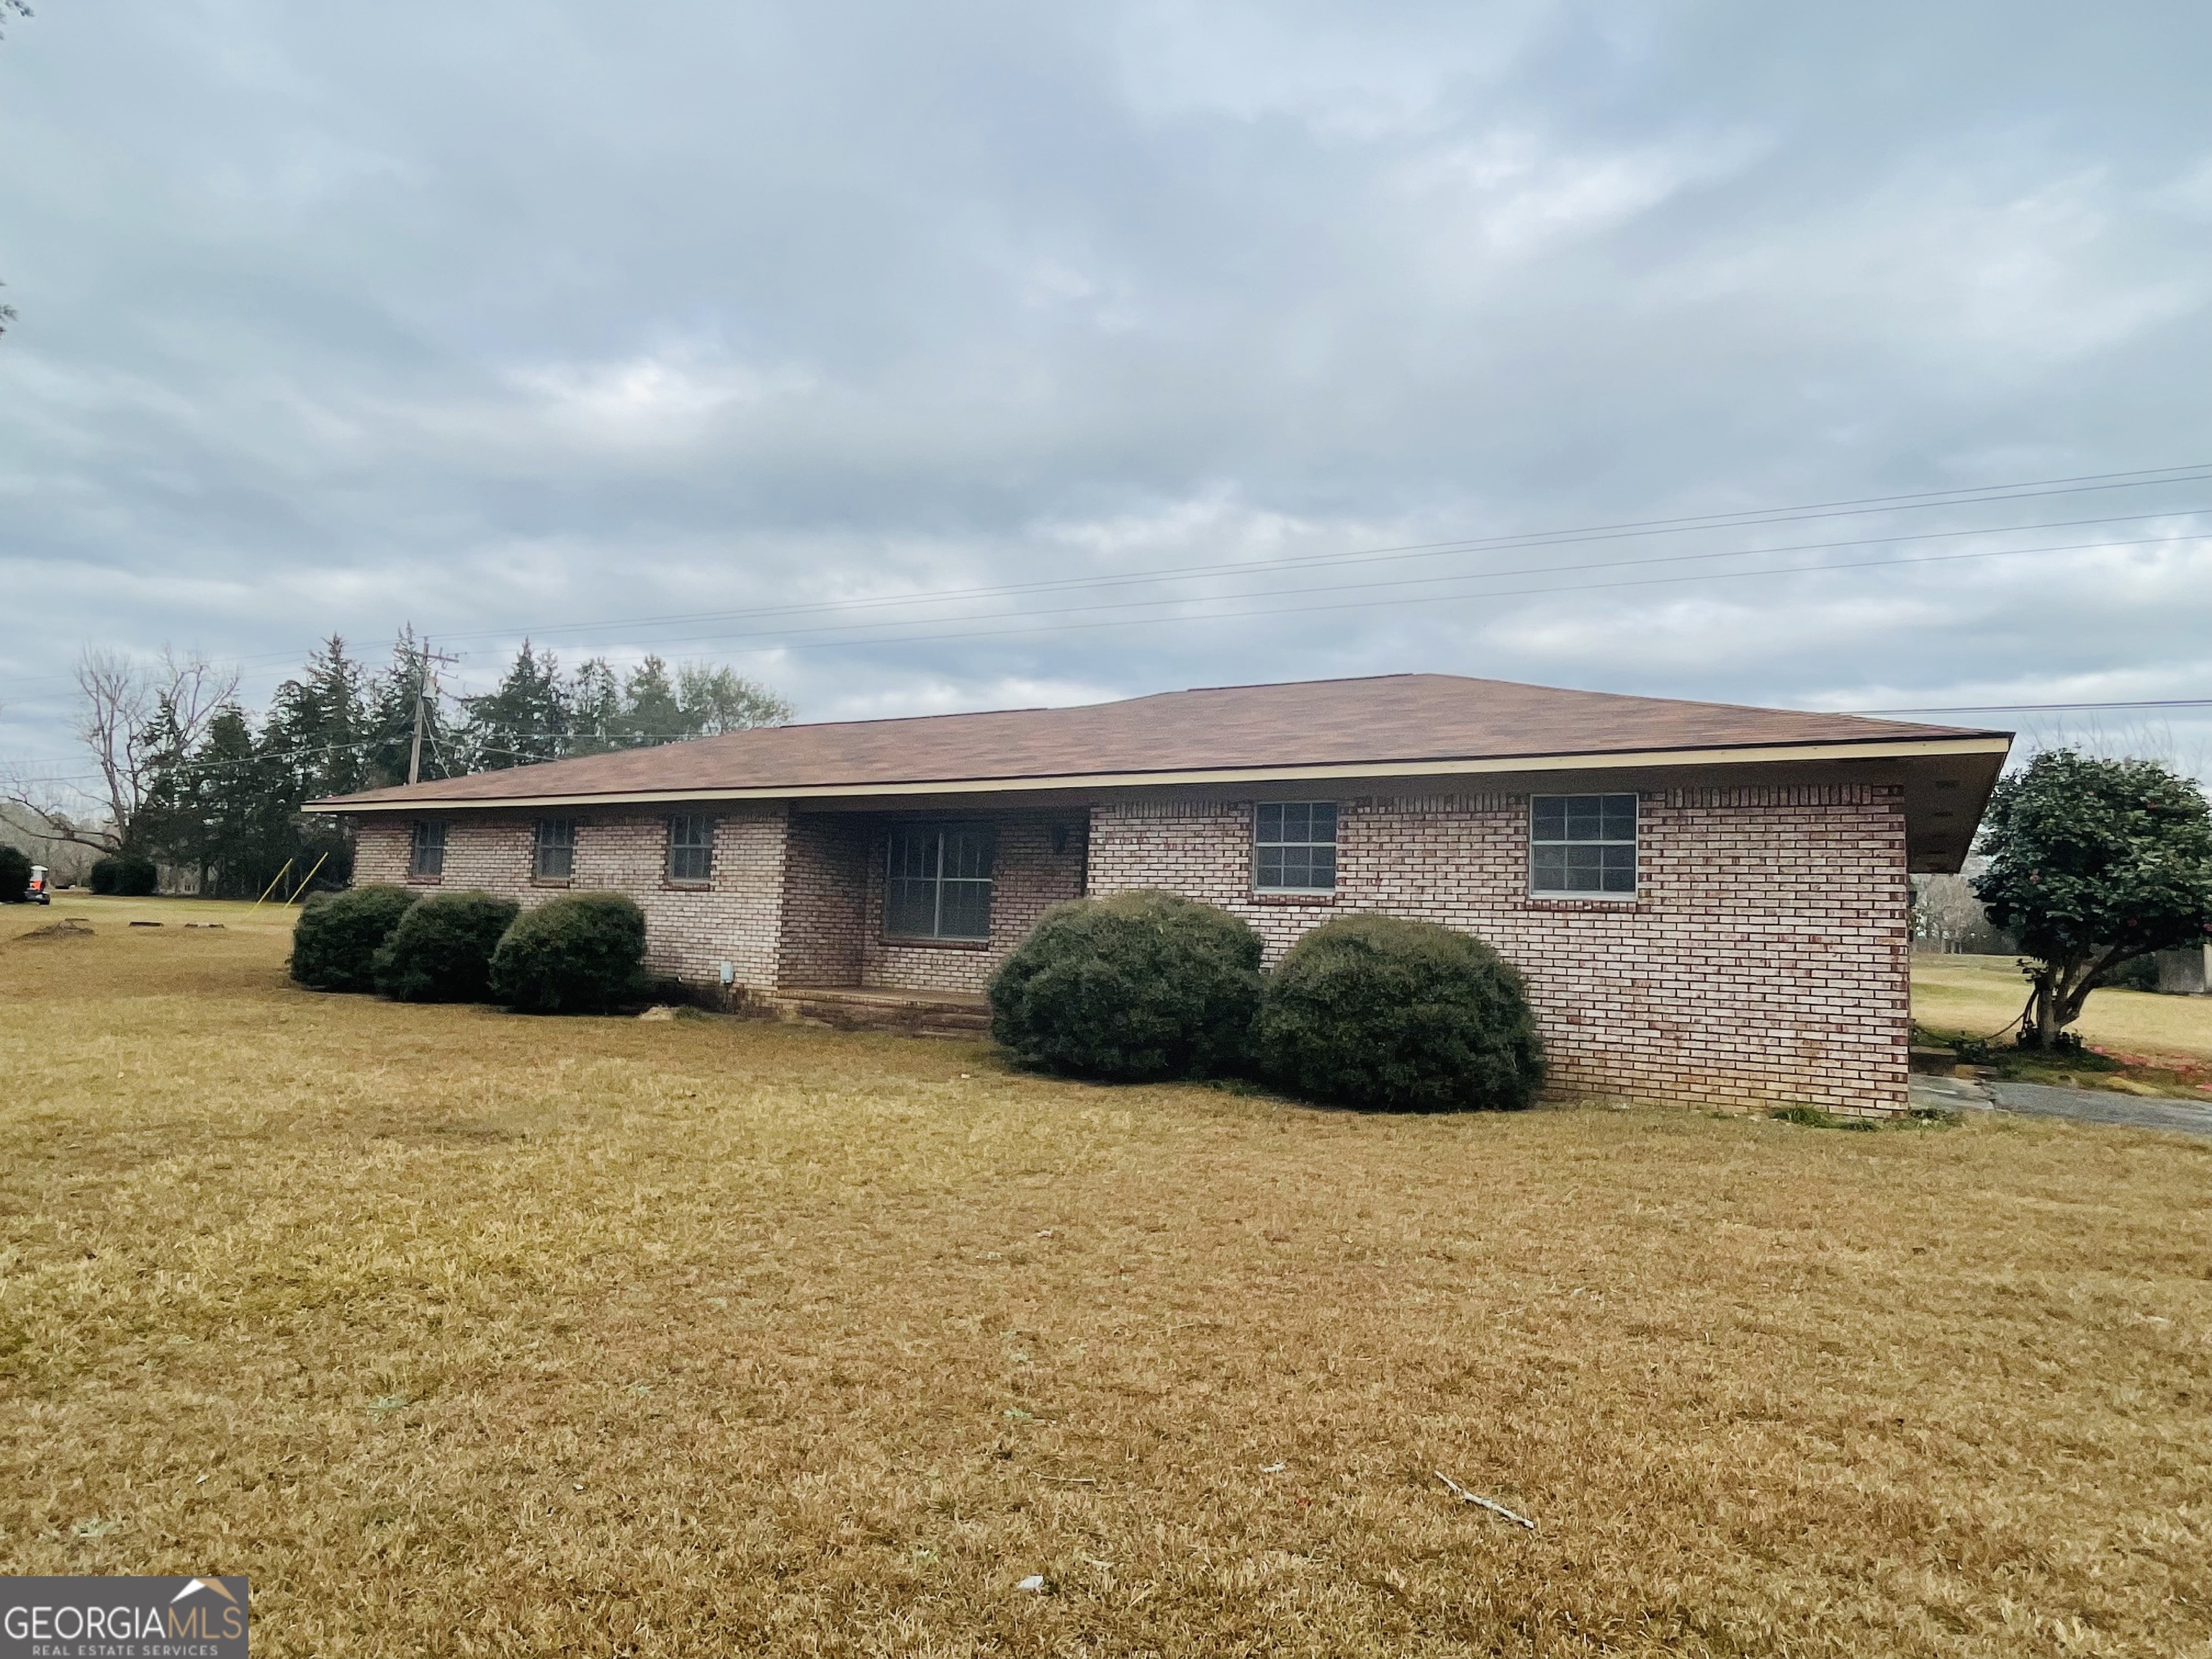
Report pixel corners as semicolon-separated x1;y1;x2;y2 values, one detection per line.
534;818;576;881
667;814;716;884
1529;793;1637;896
1254;801;1337;891
409;821;446;878
886;824;995;940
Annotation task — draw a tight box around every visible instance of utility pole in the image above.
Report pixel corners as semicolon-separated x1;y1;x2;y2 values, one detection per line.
407;637;461;786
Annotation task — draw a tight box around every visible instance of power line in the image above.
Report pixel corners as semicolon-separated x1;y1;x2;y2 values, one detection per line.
347;500;2212;657
16;677;2211;801
4;721;733;791
57;509;2170;699
248;462;2212;656
6;527;2211;780
1856;697;2212;714
19;690;2210;806
4;459;2209;694
439;528;2206;662
548;521;2212;657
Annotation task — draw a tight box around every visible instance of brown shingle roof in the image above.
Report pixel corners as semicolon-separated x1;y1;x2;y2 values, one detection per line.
311;673;2008;809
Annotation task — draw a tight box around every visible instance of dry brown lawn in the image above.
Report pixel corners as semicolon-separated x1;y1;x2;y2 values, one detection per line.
4;895;2209;1657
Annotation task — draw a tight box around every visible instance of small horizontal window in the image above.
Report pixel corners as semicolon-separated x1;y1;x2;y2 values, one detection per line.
1529;793;1637;896
1255;801;1337;892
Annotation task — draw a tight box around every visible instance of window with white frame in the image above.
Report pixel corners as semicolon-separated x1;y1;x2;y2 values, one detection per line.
1254;801;1337;892
885;823;994;940
1529;793;1637;896
667;813;716;884
408;820;446;878
534;818;576;881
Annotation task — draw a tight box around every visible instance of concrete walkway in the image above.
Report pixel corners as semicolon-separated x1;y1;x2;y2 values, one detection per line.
1911;1072;2212;1137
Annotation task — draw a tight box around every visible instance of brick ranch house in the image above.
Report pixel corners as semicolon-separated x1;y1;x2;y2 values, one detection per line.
310;673;2011;1117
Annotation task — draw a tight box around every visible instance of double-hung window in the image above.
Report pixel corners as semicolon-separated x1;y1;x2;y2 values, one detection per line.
408;821;446;879
1254;801;1337;892
534;818;576;881
886;824;994;940
1529;793;1637;896
667;813;716;885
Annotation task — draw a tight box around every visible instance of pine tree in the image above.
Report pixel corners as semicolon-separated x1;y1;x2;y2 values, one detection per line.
206;709;299;896
363;630;458;787
619;655;685;747
565;658;624;757
140;705;310;897
463;641;570;771
246;639;369;894
131;696;197;866
264;637;369;801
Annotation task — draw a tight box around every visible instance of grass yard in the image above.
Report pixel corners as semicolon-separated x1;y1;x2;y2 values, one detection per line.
1913;952;2212;1091
3;895;2210;1657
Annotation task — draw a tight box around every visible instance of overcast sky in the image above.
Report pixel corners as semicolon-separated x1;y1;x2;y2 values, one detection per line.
3;1;2210;788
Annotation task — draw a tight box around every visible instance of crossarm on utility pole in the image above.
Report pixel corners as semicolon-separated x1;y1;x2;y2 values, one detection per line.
407;637;462;786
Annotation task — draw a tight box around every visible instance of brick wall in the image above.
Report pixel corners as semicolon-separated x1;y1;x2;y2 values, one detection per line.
353;806;788;986
779;814;870;988
1087;788;1910;1116
855;813;1089;994
349;785;1909;1114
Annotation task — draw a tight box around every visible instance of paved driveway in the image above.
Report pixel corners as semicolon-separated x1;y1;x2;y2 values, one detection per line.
1912;1073;2212;1136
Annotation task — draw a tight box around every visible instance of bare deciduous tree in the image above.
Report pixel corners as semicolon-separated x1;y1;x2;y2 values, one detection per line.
1910;868;2012;954
2;647;239;853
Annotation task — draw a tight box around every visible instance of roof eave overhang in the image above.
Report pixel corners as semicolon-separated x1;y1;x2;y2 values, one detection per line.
306;734;2014;815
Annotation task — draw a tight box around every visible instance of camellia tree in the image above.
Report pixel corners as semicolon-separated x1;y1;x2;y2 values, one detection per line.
1972;749;2212;1048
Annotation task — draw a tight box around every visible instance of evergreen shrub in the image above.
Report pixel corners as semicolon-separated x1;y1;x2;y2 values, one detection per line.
488;891;649;1014
1254;914;1545;1112
373;890;521;1003
89;855;159;896
0;846;31;903
988;890;1263;1080
289;884;418;992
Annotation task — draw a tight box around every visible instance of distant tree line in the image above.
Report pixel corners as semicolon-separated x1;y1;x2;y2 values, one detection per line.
2;634;791;899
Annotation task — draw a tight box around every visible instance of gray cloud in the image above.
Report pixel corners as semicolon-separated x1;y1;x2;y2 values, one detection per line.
3;0;2209;785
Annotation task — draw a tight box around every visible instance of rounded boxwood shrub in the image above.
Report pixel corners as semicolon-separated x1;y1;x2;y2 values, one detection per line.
0;845;31;904
488;891;649;1014
373;889;521;1003
89;854;158;896
289;884;418;993
988;890;1263;1080
1255;914;1545;1112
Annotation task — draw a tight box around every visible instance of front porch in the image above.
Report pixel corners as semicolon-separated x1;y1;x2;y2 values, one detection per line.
757;984;992;1038
775;808;1089;997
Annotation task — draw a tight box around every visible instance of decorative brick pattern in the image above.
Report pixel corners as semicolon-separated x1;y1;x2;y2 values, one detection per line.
351;783;1909;1115
1088;788;1910;1117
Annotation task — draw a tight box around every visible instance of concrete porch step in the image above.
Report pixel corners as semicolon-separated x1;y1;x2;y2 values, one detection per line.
762;985;994;1038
